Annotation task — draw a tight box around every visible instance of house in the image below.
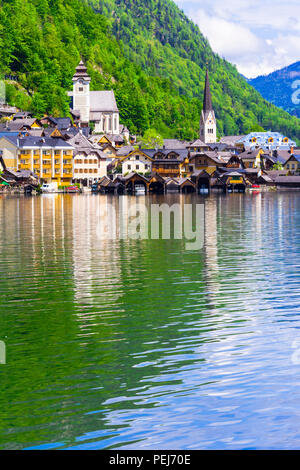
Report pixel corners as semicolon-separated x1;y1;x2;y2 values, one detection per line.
0;118;42;133
237;132;296;151
188;150;225;174
68;132;107;186
150;149;189;177
0;135;74;187
187;139;211;153
239;148;264;169
120;149;153;175
284;155;300;174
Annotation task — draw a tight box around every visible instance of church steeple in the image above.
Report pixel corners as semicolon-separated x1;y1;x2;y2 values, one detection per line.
203;69;213;114
72;60;91;125
200;68;217;144
72;60;91;83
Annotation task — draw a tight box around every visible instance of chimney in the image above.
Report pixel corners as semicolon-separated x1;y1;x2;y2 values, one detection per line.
291;146;294;155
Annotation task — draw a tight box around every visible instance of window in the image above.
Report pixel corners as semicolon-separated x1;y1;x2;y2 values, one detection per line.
128;165;131;170
136;165;139;170
79;87;84;92
286;164;290;169
136;156;140;161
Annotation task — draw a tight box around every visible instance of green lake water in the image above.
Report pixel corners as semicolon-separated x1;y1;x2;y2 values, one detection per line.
1;192;300;449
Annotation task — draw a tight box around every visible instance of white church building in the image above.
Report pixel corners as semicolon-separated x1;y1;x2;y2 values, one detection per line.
68;61;120;135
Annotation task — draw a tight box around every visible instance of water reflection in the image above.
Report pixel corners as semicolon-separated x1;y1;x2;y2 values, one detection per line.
0;193;300;449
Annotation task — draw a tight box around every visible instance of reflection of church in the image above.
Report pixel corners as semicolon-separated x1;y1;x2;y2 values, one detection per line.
68;61;120;135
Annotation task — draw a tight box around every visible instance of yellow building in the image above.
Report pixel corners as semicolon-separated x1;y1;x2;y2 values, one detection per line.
0;135;74;187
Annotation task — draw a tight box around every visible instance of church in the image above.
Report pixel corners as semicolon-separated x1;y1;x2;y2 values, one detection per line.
68;61;120;135
200;69;217;144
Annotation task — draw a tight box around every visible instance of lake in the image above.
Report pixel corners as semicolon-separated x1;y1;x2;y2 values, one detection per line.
1;192;300;450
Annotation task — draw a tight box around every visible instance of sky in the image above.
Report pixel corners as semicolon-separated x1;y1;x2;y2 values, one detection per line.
175;0;300;78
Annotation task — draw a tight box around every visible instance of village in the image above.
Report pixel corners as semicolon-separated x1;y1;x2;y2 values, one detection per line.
0;61;300;196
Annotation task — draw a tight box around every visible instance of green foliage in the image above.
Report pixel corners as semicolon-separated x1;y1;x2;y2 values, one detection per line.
272;162;283;170
0;0;300;141
141;129;163;148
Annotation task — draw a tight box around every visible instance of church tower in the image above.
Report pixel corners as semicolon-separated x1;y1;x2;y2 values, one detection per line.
200;69;217;143
72;60;91;125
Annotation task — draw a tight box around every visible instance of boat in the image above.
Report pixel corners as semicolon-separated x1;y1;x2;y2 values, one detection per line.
66;185;80;193
134;184;146;195
249;184;261;192
41;183;57;193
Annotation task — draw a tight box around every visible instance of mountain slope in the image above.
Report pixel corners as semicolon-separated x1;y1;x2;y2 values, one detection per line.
1;0;300;141
249;61;300;118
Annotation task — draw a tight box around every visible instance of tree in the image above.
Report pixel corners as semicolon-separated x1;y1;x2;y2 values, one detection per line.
141;129;163;149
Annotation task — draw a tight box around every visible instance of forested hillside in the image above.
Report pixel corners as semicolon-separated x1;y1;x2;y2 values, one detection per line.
249;61;300;118
1;0;300;141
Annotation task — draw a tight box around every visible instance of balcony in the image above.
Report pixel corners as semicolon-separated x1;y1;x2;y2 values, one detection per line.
19;164;31;170
18;154;31;159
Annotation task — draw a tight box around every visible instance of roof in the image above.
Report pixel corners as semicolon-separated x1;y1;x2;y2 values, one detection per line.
219;135;245;145
0;119;40;132
189;150;225;164
203;69;213;114
0;135;73;149
116;145;135;156
275;176;300;184
188;139;208;148
89;90;119;113
162;139;189;150
72;60;91;82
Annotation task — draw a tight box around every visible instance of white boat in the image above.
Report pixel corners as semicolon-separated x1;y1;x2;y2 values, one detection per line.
134;184;146;195
41;183;57;193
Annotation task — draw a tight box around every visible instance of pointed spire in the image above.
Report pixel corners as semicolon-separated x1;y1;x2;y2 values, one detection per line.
72;60;91;82
203;68;213;113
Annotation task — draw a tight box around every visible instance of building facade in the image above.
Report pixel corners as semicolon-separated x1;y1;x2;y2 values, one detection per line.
0;136;74;187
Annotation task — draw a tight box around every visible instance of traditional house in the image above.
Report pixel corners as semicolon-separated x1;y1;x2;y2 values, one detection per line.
120;149;153;175
239;148;264;169
284;155;300;174
68;132;107;186
188;151;225;175
149;149;189;177
187;139;211;153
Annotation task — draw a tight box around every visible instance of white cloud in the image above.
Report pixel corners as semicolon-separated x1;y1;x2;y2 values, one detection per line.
175;0;300;77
